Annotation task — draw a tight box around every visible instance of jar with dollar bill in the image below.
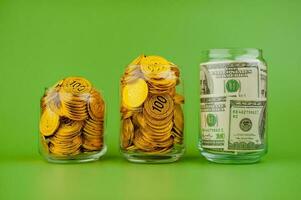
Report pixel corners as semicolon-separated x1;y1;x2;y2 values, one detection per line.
39;77;106;163
120;55;185;163
199;48;267;163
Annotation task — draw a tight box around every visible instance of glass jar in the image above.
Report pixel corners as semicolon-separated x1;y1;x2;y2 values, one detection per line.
39;77;106;163
199;48;267;163
120;55;185;163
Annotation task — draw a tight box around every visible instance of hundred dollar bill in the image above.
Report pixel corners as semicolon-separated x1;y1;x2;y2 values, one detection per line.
259;64;267;98
200;95;228;149
200;61;265;98
224;98;267;152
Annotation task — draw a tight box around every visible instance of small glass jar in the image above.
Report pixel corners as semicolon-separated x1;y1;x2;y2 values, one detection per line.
120;55;185;163
39;77;106;163
199;48;267;163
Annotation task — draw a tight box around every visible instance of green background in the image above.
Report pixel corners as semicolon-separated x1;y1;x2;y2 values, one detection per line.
0;0;300;199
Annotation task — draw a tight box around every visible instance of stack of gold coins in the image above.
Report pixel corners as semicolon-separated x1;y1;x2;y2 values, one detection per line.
39;77;105;157
120;55;184;154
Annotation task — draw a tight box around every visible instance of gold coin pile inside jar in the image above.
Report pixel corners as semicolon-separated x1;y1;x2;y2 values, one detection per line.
121;55;184;154
39;77;105;157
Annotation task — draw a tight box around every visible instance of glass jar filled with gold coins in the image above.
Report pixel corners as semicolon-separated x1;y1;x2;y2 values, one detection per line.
120;55;185;163
39;77;106;163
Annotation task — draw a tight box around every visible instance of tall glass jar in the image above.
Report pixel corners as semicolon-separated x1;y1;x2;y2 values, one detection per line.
199;48;267;163
39;77;106;163
120;55;185;163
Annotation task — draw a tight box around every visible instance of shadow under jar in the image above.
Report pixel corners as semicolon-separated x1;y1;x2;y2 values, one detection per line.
39;77;106;163
199;48;268;164
120;55;185;163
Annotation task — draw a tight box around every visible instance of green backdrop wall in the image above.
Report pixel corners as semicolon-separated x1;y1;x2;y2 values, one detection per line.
0;0;300;199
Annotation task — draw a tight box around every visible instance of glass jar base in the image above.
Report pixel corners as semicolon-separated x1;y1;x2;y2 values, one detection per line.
122;150;184;164
44;145;107;164
201;150;265;164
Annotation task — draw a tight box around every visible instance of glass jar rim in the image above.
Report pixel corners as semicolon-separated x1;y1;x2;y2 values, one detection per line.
201;48;263;59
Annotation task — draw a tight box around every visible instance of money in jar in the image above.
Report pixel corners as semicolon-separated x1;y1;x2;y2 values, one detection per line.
39;77;106;163
199;48;267;163
120;55;185;163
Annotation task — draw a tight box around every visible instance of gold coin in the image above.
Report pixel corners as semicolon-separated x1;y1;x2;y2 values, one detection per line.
82;125;103;151
143;112;173;127
122;78;148;108
140;127;172;143
146;120;173;133
87;89;105;120
144;94;174;119
132;112;147;128
133;130;155;152
83;125;103;136
148;78;176;88
52;135;82;146
121;118;134;148
141;56;171;81
173;94;184;104
49;142;81;155
140;56;171;76
174;104;184;132
60;92;89;121
148;86;175;96
172;127;183;145
146;146;172;155
40;107;60;136
62;77;92;95
84;117;103;132
125;145;138;151
121;110;134;119
82;140;103;151
56;118;83;136
50;134;81;147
